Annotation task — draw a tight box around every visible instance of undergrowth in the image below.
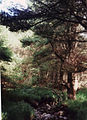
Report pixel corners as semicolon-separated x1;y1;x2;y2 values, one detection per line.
2;86;65;120
67;88;87;120
2;87;87;120
2;100;34;120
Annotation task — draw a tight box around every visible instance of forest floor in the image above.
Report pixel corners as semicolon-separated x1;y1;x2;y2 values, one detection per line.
2;86;78;120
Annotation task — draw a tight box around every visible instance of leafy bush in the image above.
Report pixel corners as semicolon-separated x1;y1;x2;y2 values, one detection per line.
6;87;60;104
68;100;87;120
67;88;87;120
0;40;12;61
3;87;63;107
21;36;40;47
2;101;34;120
76;88;87;101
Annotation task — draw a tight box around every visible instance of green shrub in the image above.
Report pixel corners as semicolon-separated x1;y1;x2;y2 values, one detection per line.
67;88;87;120
68;100;87;120
3;101;34;120
0;45;12;61
3;87;61;105
77;88;87;101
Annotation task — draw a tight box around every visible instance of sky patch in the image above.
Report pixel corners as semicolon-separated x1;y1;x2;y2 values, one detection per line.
0;0;28;15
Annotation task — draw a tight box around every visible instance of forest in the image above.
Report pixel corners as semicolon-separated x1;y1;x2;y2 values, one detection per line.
1;0;87;120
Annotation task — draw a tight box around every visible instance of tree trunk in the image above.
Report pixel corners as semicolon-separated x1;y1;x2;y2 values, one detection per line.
67;72;76;100
59;71;63;90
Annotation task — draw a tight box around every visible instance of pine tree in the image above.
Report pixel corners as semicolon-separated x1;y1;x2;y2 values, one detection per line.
0;28;12;61
0;0;87;31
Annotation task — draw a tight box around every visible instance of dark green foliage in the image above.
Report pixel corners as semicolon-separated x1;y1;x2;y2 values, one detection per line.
2;87;65;120
34;24;54;37
21;36;41;47
5;87;60;104
20;37;33;47
36;38;49;46
2;101;34;120
33;47;52;60
1;0;87;31
0;40;4;46
0;40;12;61
76;88;87;100
67;88;87;120
21;35;49;48
0;47;12;61
30;75;39;85
20;34;58;86
68;100;87;120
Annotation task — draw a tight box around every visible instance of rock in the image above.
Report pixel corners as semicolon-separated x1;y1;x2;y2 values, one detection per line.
33;104;72;120
58;110;64;115
46;104;51;110
41;113;54;120
63;116;68;120
42;113;51;117
59;116;68;120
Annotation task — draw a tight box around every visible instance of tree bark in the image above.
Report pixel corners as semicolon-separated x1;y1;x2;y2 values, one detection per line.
59;71;63;90
67;72;76;100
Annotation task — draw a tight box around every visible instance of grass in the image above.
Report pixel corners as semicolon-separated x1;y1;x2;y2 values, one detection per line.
77;88;87;101
67;88;87;120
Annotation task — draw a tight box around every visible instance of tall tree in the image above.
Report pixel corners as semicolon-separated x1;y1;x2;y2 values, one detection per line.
21;22;87;99
1;0;87;99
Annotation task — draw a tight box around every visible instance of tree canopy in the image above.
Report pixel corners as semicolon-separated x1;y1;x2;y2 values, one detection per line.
0;0;87;31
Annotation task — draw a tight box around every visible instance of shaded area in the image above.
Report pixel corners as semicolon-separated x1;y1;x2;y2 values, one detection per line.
67;88;87;120
2;86;75;120
2;87;60;120
1;65;87;120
